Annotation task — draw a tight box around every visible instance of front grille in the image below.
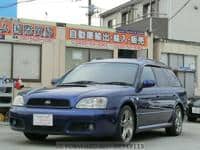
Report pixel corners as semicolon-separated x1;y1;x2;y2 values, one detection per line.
26;98;70;108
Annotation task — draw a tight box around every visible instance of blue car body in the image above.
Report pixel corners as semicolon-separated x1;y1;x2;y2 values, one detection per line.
9;59;187;138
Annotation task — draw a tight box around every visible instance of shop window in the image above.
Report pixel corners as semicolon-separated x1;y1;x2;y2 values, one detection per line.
13;44;41;80
160;53;196;97
0;43;41;81
118;49;137;58
66;48;89;71
184;55;196;70
160;53;168;65
66;48;113;71
0;43;12;77
90;49;113;60
177;72;185;87
169;54;183;70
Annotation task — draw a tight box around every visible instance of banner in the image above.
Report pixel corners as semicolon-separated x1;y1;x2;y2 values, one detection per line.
66;27;148;50
0;20;56;41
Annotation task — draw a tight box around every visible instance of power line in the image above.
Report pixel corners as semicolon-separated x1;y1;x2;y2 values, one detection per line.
169;0;192;21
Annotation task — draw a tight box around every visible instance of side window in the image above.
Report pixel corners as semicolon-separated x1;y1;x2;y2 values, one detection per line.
153;67;181;87
141;66;155;82
163;69;181;87
152;67;168;87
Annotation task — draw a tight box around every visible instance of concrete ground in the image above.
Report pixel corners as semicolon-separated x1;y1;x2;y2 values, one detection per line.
0;120;200;150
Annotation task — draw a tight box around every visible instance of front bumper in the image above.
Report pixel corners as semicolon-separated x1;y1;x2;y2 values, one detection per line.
9;107;118;137
187;105;200;118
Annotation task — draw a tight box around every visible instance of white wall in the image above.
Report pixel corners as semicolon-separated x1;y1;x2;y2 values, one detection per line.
168;0;200;42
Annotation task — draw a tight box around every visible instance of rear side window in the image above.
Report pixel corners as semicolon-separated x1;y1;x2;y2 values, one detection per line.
152;67;181;87
141;66;155;82
163;69;181;87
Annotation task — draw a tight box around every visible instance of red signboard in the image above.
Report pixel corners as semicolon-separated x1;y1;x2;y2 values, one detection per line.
0;20;56;40
66;27;148;50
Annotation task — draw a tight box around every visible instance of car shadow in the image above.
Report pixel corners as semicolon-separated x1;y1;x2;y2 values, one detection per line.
19;129;169;147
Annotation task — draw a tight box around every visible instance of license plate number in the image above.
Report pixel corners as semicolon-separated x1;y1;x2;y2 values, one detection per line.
192;107;200;114
33;114;53;126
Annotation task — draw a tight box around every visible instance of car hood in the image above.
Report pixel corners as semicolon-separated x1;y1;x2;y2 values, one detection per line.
24;85;135;107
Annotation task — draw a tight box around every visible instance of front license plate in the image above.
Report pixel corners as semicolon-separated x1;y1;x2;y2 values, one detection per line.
33;114;53;126
192;107;200;114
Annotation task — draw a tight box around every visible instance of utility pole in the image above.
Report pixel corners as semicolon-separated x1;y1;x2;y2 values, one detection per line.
149;0;152;32
88;0;92;25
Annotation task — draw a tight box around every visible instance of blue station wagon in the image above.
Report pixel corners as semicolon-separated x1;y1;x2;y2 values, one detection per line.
10;59;187;143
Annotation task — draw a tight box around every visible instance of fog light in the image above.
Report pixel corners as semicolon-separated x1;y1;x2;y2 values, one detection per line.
88;124;94;131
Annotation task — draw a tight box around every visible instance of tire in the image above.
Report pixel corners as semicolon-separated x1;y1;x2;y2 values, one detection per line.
188;116;197;122
24;133;48;141
115;105;135;143
166;105;183;136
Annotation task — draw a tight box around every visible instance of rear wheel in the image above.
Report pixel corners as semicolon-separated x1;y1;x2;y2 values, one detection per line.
116;105;135;143
166;105;183;136
24;133;48;141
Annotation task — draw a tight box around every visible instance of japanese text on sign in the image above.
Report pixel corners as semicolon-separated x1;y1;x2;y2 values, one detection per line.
66;28;147;50
0;20;56;40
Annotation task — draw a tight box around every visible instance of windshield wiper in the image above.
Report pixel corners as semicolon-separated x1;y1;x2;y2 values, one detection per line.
60;81;100;85
102;82;133;86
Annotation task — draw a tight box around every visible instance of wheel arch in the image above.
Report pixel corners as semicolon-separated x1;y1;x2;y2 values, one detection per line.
119;100;137;130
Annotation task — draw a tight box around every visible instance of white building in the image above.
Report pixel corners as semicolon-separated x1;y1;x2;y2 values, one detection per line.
100;0;200;42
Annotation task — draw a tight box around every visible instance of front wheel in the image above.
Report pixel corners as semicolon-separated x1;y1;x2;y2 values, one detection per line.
166;106;183;136
24;133;48;141
116;105;135;143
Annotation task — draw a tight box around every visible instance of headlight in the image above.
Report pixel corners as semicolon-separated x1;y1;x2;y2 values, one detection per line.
76;97;108;109
12;95;24;106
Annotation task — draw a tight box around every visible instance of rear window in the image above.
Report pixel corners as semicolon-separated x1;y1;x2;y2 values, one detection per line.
152;67;181;87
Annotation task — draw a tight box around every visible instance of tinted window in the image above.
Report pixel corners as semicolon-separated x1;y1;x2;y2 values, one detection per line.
152;67;168;87
62;63;138;85
163;69;181;87
141;66;155;82
153;67;181;87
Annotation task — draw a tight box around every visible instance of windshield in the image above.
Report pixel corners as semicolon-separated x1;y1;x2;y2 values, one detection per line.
61;62;138;86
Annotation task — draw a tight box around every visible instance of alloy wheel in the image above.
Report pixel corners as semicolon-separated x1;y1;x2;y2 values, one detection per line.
175;108;183;134
120;109;134;143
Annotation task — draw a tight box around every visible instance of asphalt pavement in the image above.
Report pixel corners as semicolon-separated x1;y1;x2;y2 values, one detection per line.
0;120;200;150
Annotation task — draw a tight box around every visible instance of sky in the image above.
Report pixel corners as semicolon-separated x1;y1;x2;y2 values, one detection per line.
17;0;130;26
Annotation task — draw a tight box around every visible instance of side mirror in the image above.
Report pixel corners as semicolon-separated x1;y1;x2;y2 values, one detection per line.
142;80;155;88
51;78;60;86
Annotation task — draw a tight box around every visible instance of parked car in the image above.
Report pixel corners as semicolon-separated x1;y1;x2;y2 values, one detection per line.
187;97;200;121
10;59;187;143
